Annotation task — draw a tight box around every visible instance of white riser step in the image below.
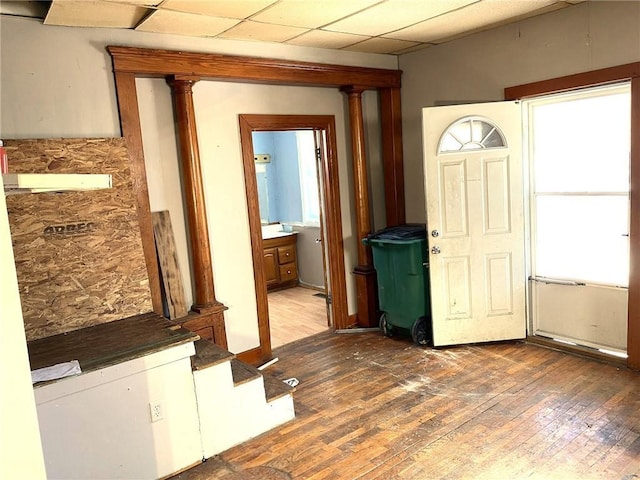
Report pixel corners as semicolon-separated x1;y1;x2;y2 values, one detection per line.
191;340;296;458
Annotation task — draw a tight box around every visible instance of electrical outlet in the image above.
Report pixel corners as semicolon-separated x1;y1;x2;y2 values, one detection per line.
149;401;163;422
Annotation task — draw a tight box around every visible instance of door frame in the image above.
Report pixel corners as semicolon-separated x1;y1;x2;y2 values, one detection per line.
239;114;349;358
505;61;640;369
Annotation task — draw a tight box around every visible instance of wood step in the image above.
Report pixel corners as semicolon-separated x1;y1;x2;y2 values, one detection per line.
191;339;235;371
230;358;261;386
263;373;296;402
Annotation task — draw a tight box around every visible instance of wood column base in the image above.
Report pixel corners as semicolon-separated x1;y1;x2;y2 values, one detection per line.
179;302;228;349
353;265;379;328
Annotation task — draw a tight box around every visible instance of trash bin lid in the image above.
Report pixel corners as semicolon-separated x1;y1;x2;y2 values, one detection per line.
367;223;426;241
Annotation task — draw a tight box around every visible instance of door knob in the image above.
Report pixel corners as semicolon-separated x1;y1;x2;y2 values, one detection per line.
315;238;322;243
431;246;441;254
431;229;440;237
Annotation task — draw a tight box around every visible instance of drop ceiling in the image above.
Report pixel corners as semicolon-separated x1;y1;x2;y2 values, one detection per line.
13;0;586;55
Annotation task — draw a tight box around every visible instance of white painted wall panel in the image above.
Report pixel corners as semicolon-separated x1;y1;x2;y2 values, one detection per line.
35;345;200;480
0;185;47;480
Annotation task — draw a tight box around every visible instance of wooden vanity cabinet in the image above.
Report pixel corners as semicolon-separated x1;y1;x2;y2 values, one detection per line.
263;234;298;291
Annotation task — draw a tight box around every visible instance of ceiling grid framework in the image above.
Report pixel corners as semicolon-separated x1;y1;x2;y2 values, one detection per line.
39;0;587;55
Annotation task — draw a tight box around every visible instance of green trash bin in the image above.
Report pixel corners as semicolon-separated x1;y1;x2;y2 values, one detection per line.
363;224;431;345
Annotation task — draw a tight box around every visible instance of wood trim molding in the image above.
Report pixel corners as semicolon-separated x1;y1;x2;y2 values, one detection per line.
236;346;264;366
108;46;404;354
505;62;640;370
505;62;640;100
107;46;401;89
239;114;349;361
379;87;406;226
629;75;640;370
112;71;163;314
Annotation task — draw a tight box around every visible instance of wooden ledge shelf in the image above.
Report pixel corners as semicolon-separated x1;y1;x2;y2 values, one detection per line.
3;173;112;194
28;312;199;384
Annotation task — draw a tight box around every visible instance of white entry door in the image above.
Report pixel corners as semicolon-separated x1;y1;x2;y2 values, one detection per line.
422;102;526;346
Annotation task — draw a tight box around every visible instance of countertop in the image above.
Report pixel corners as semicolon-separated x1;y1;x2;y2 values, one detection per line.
261;224;297;240
28;312;198;385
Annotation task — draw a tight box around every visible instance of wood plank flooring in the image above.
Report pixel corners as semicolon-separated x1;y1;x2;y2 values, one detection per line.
268;287;329;348
172;332;640;480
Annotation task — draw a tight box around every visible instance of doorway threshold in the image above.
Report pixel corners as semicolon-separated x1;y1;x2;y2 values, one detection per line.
526;335;627;367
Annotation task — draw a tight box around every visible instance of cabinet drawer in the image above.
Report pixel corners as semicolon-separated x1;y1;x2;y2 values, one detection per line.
277;245;296;264
279;263;297;282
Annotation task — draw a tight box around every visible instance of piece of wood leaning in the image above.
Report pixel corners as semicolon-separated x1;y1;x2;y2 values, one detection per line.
152;210;188;320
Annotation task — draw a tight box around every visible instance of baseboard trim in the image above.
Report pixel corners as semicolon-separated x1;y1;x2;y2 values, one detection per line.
236;346;265;366
526;335;627;367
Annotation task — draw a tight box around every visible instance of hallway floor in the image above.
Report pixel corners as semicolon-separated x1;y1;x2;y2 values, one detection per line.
268;286;329;348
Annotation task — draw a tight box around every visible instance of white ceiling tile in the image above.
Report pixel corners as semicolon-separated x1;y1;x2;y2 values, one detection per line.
392;42;434;55
45;0;149;28
135;9;240;36
385;0;561;43
219;20;310;43
323;0;479;37
344;37;420;54
158;0;278;19
252;0;381;29
286;30;370;49
0;0;50;18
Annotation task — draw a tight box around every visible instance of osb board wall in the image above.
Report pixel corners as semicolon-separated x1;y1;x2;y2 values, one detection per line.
5;138;153;341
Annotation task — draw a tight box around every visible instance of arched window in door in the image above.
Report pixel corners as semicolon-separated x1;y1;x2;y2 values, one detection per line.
439;116;507;153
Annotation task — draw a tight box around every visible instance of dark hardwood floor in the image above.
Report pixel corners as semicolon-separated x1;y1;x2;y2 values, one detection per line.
172;331;640;479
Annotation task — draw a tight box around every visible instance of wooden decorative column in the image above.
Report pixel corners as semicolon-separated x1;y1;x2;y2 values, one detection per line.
167;75;228;348
342;86;378;328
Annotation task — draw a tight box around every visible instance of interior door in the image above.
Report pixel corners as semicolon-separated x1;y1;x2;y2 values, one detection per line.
422;102;526;346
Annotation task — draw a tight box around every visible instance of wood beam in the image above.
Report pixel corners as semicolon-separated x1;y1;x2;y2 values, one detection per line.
112;71;163;315
342;86;378;328
108;46;404;354
167;75;228;348
379;87;406;227
108;46;401;89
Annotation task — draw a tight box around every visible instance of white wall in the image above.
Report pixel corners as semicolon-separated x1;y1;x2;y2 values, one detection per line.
0;16;396;353
35;343;200;479
0;185;47;480
399;1;640;223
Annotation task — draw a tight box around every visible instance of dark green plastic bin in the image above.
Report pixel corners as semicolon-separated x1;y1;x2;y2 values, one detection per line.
363;224;431;345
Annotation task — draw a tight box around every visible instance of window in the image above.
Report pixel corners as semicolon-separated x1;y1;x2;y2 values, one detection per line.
439;116;506;153
296;131;320;226
528;83;631;286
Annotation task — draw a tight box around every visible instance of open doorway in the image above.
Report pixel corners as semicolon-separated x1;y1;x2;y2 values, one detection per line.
239;114;349;359
252;129;330;348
